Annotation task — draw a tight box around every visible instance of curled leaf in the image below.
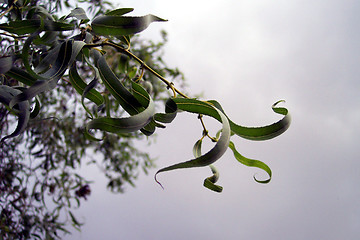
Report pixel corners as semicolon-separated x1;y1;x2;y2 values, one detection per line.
154;98;178;124
193;138;223;192
86;85;155;137
0;86;30;141
208;100;291;141
155;101;230;188
203;165;223;193
97;54;143;115
69;64;104;106
228;141;272;183
10;40;85;109
5;67;37;86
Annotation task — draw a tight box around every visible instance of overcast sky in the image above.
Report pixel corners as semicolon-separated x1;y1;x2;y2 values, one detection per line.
68;0;360;239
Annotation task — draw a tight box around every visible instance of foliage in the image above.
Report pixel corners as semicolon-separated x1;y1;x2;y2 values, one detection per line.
0;0;290;238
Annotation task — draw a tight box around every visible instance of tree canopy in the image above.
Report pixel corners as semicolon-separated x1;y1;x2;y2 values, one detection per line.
0;0;290;238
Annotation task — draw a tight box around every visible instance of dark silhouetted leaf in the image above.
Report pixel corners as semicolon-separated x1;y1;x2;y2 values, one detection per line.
105;8;134;16
155;100;230;188
91;14;167;36
0;19;74;35
69;64;104;106
0;85;30;141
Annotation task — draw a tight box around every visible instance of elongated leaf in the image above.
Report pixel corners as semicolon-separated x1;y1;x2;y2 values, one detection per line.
30;96;41;119
69;64;104;106
86;92;155;135
10;40;85;109
105;8;134;16
193;139;202;158
203;165;223;193
5;67;37;86
228;141;272;183
0;19;74;35
209;100;291;141
154;98;178;124
141;98;178;136
174;98;290;140
155;101;231;187
97;54;143;115
22;30;44;79
193;138;223;192
91;14;167;36
140;118;157;136
0;86;30;141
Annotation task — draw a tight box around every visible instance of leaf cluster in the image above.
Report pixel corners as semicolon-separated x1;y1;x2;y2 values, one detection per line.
0;0;290;238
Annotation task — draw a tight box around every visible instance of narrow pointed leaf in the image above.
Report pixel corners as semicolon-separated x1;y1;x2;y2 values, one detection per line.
208;100;291;141
193;139;202;158
155;102;230;186
86;96;155;134
5;67;37;86
154;98;177;123
82;78;100;118
140;118;157;136
29;96;41;119
105;8;134;16
203;165;223;193
91;14;167;36
10;40;85;108
228;141;272;183
97;54;143;115
193;139;223;192
0;19;74;35
69;64;104;106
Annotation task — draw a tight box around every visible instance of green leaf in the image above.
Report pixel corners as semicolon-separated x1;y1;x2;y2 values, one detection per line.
69;64;104;106
5;67;38;86
105;8;134;16
96;53;144;115
29;96;41;119
10;40;85;109
155;100;231;188
0;19;75;35
86;91;155;135
203;165;223;193
0;86;30;141
154;98;178;124
228;141;272;183
91;14;167;36
68;211;82;227
140;118;157;136
208;100;291;141
193;139;223;192
82;78;100;118
193;139;202;158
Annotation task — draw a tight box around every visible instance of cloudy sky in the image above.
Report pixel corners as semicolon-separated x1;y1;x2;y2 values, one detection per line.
68;0;360;239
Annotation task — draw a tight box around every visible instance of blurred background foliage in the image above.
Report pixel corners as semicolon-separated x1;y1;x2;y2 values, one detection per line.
0;0;185;238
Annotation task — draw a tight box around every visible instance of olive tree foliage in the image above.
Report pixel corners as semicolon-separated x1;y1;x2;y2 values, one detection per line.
0;0;290;238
